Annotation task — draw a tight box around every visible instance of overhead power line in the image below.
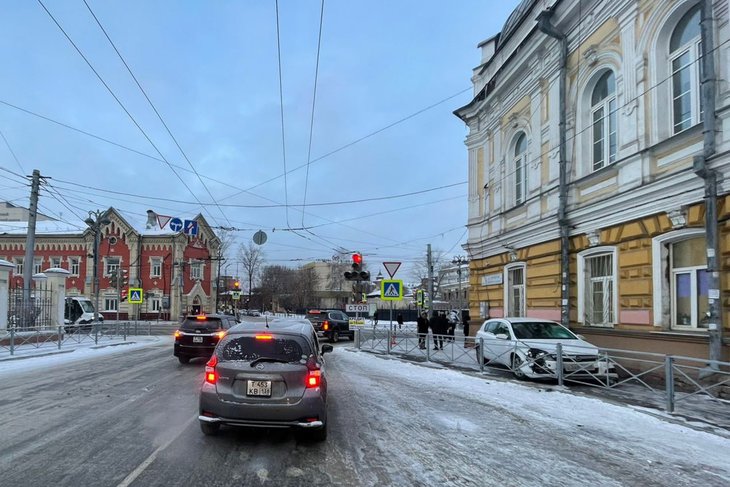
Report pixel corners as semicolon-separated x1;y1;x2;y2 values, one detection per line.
0;129;25;174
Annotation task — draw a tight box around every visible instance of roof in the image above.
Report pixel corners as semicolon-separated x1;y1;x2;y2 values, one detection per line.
498;0;539;49
0;220;85;235
228;319;313;336
490;317;561;324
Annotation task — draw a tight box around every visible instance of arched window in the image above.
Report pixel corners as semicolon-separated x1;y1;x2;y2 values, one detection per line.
513;133;528;205
670;4;702;134
591;71;617;171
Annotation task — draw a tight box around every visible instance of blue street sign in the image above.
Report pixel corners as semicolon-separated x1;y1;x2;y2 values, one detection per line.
183;219;199;236
169;218;183;233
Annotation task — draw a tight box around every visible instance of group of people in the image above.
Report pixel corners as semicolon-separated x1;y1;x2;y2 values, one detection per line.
416;310;457;350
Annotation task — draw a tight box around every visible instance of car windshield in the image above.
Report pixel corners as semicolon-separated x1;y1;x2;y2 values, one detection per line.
78;300;95;313
218;335;310;363
180;317;222;332
511;322;577;340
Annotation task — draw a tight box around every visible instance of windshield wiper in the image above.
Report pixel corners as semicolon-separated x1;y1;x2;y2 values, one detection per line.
249;357;290;367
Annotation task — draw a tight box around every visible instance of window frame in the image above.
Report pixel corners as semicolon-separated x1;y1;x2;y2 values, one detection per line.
190;260;203;280
14;257;24;275
669;237;708;329
503;262;526;318
590;71;617;171
69;257;80;277
577;246;618;327
669;5;703;135
512;133;528;206
33;258;43;275
150;258;163;278
104;297;118;312
104;257;121;277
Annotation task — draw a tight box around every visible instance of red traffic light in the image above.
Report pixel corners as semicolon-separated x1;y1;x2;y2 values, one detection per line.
352;253;362;265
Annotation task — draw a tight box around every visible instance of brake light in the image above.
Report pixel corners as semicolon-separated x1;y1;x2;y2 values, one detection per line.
306;369;321;388
216;331;226;339
205;355;218;384
323;321;329;331
174;330;181;339
255;334;273;340
196;315;207;320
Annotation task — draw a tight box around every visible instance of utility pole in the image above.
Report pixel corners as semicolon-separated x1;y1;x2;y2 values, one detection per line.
84;210;111;323
427;244;434;317
22;170;42;321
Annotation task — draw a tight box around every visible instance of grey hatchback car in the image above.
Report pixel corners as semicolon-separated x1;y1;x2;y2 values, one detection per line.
198;320;333;441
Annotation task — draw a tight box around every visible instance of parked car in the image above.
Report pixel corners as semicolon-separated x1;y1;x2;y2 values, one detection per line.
305;309;353;342
173;314;239;364
248;309;261;317
474;318;616;381
198;319;333;440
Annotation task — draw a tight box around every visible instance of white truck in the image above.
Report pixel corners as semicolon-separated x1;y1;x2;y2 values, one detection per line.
64;297;101;332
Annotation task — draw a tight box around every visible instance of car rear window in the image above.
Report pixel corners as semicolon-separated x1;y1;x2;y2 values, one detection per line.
217;335;311;363
180;317;223;332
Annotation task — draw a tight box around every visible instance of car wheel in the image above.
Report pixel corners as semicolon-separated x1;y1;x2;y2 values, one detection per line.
200;421;220;436
178;356;190;365
330;330;339;343
511;354;527;380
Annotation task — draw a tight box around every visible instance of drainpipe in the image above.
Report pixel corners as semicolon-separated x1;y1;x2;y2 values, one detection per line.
537;8;570;328
693;0;722;370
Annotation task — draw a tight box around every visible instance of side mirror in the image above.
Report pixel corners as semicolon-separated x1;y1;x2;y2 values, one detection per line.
321;344;334;354
494;333;509;340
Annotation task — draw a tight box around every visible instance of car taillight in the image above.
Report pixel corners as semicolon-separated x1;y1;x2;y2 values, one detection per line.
306;369;321;388
196;315;207;320
255;334;273;340
323;321;329;331
216;331;226;339
205;355;218;384
174;330;181;340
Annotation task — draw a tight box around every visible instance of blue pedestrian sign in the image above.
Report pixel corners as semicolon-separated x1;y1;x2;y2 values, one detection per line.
169;218;183;233
183;219;199;236
380;279;403;301
128;288;144;304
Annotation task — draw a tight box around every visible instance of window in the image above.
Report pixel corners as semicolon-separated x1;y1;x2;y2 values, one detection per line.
513;133;528;205
105;257;120;276
190;261;203;280
670;236;708;328
591;71;617;171
151;258;162;278
151;298;162;312
504;263;526;317
51;257;62;268
493;322;511;338
33;258;43;274
15;257;23;275
670;5;702;134
69;257;80;276
578;248;618;327
104;297;118;311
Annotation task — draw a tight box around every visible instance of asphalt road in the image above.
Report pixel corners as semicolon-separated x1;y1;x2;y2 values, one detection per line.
0;338;727;487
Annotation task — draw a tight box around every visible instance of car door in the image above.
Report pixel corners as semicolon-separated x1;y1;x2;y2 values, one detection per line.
489;321;514;365
477;321;500;361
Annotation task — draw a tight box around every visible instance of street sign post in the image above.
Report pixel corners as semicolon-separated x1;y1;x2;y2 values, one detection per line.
380;280;403;301
128;288;144;304
382;262;401;278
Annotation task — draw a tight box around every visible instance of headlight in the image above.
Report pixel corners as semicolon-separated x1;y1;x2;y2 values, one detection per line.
526;348;548;359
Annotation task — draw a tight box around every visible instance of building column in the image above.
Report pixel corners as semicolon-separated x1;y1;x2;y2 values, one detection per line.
0;259;15;330
44;267;71;328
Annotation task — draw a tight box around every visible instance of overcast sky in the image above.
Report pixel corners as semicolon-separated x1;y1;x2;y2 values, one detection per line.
0;0;519;281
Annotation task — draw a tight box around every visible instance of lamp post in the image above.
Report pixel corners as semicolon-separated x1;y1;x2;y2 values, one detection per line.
452;255;467;320
85;210;111;323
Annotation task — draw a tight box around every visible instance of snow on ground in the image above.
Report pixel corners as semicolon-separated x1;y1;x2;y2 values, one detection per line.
338;348;730;476
0;336;170;378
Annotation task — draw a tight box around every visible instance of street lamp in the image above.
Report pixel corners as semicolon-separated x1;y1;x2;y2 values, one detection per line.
452;255;468;319
85;210;111;323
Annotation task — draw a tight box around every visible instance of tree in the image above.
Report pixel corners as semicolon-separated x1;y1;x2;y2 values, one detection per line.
217;228;236;261
239;241;265;306
410;247;448;284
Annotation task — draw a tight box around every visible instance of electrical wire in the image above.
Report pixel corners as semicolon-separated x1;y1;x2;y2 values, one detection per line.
0;129;25;174
274;0;291;229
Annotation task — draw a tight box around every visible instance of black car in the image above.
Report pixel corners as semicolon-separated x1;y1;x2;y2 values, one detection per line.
174;314;239;364
305;309;353;342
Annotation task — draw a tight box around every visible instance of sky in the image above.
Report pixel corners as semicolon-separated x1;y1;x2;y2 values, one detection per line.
0;0;521;281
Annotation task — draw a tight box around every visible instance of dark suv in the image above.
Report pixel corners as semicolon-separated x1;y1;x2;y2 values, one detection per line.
199;319;332;440
174;314;239;364
305;309;352;342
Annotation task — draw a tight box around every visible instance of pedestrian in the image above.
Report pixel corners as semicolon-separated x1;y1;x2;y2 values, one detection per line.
416;312;428;349
431;311;448;350
446;312;457;343
373;310;378;329
397;312;404;330
462;309;471;339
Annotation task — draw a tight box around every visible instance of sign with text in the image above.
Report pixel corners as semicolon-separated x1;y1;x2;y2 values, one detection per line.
346;303;369;313
349;318;366;327
481;273;503;286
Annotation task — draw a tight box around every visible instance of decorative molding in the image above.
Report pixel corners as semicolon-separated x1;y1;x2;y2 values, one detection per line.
667;208;687;229
586;230;601;247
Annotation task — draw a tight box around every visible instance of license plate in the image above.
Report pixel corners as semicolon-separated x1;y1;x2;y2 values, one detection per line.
247;380;272;397
193;336;203;343
565;362;590;371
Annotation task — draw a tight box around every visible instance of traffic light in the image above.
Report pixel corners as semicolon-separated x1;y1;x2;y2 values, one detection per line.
234;280;240;290
344;252;370;281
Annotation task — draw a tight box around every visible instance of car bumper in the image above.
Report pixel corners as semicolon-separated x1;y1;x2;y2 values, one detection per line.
199;383;326;428
523;357;617;379
174;343;216;358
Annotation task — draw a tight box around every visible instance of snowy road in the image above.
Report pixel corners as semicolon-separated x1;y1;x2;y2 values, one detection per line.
0;340;727;486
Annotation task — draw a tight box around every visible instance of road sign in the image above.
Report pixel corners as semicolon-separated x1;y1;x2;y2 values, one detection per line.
169;218;183;233
382;262;401;278
253;230;268;245
157;214;172;229
380;279;403;301
346;303;369;313
183;219;199;236
416;289;424;307
231;291;241;301
128;288;144;304
348;318;365;327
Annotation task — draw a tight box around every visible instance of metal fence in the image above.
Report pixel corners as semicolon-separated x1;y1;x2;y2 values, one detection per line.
354;328;730;416
7;282;55;331
0;321;154;356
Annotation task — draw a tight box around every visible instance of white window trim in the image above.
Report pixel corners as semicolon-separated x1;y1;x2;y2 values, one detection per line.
577;246;618;327
33;258;43;275
150;257;163;278
513;139;528;206
104;296;118;312
190;260;204;280
104;256;121;277
151;298;162;312
503;262;526;317
591;87;617;171
69;257;80;277
652;228;705;327
670;38;702;134
15;257;24;275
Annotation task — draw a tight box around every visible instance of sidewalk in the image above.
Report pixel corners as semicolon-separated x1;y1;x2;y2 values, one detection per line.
0;334;163;363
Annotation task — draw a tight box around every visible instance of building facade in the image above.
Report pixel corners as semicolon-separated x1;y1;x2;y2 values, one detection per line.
0;208;220;320
437;263;470;311
455;0;730;360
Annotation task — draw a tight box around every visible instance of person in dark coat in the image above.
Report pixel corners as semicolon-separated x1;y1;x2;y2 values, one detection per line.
396;312;404;330
431;311;448;350
416;312;428;349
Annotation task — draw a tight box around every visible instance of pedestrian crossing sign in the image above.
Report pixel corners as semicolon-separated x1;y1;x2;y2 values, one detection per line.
380;279;403;301
128;288;144;304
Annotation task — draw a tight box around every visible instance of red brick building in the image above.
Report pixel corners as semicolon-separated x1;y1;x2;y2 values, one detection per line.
0;208;221;320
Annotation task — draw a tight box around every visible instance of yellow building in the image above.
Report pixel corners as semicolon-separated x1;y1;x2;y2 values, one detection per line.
455;0;729;361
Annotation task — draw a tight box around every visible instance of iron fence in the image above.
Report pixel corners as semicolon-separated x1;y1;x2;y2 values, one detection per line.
354;329;730;416
7;282;55;331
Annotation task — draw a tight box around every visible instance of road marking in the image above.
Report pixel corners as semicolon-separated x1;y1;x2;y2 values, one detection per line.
116;414;197;487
